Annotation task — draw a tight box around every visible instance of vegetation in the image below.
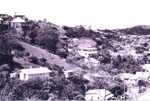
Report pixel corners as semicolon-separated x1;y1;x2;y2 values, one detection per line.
1;14;150;100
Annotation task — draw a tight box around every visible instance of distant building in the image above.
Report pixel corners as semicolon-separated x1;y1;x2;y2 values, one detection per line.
59;35;68;40
63;70;75;78
84;57;100;68
14;14;26;19
127;50;143;59
0;14;10;30
118;73;135;80
141;64;150;72
83;71;111;81
76;43;98;58
0;14;8;20
11;17;25;28
85;89;113;100
135;72;150;80
19;67;52;80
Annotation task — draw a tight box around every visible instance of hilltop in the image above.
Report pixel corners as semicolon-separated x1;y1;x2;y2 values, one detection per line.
114;25;150;35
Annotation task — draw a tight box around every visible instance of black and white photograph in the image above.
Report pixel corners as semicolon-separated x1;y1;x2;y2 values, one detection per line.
0;0;150;100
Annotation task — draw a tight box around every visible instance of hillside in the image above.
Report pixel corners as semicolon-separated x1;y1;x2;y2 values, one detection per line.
19;41;81;71
117;25;150;35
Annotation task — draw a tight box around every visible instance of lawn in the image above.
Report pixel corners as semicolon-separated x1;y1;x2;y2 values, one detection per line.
19;41;81;71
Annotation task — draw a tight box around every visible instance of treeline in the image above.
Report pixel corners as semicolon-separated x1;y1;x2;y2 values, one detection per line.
0;30;25;76
0;71;88;100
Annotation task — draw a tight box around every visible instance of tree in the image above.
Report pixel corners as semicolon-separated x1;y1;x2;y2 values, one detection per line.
56;48;68;58
28;56;38;64
28;30;37;44
35;24;59;53
138;79;147;93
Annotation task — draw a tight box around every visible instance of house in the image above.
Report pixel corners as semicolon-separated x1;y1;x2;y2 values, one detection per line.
63;70;75;78
83;71;111;81
76;43;98;58
117;73;134;80
127;50;143;59
84;57;100;68
11;17;25;28
85;89;114;100
141;64;150;71
14;14;26;19
0;14;8;20
18;66;52;80
59;35;68;40
135;71;150;80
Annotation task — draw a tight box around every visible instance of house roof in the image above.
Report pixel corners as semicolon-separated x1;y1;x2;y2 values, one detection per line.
63;70;75;73
0;17;3;21
60;35;68;39
77;43;96;49
141;64;150;70
86;89;112;96
119;73;135;79
83;71;111;81
11;17;25;23
19;67;52;74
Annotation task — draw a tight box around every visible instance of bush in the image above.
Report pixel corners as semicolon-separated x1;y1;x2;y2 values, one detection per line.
28;56;38;64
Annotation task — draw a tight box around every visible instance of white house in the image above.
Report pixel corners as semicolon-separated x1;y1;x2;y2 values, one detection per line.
76;43;98;58
14;14;26;19
85;89;113;100
141;64;150;71
84;57;100;68
63;70;75;78
19;67;52;80
118;73;135;80
11;17;25;28
135;72;150;80
83;71;111;81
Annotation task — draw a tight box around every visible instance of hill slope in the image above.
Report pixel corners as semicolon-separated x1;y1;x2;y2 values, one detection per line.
19;41;81;71
117;25;150;35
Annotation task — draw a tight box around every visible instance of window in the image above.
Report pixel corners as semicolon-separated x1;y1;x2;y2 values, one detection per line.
83;49;88;51
24;74;26;79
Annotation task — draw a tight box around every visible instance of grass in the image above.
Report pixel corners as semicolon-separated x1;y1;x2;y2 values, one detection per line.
13;57;39;69
19;41;81;71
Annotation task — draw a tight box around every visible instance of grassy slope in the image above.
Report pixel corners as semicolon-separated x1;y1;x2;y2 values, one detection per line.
19;41;81;71
13;57;39;69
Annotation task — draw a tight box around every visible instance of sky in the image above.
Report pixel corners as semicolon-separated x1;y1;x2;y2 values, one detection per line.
0;0;150;30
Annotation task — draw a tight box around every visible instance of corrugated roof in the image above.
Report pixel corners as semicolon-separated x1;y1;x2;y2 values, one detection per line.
20;67;52;74
11;17;25;23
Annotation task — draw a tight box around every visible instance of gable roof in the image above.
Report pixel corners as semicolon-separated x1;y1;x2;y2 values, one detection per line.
19;67;52;74
0;17;3;21
11;17;25;23
86;89;112;96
